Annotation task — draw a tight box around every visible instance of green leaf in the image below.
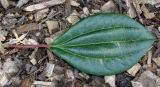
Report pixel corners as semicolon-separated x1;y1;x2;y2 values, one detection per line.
50;13;156;75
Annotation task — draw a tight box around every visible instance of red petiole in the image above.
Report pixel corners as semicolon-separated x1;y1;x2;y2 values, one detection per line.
5;44;49;49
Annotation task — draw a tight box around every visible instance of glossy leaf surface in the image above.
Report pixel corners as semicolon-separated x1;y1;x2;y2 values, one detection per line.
50;13;155;75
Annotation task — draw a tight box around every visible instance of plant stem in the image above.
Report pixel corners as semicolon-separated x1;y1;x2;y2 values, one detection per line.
5;44;49;49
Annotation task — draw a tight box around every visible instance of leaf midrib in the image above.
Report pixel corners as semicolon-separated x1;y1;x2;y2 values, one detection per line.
54;26;137;45
53;45;142;60
54;39;154;47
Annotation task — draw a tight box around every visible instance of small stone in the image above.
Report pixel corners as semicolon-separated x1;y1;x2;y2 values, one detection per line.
3;59;18;75
137;70;159;87
46;21;59;34
131;81;143;87
104;75;116;87
67;10;80;24
127;63;141;76
100;0;117;12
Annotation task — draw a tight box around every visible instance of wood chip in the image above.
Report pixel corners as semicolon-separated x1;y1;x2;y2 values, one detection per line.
47;50;55;61
29;48;38;65
79;73;89;79
70;0;80;7
24;0;65;11
141;4;155;19
124;0;137;18
0;71;8;86
66;10;80;24
147;51;152;67
28;14;34;20
83;7;90;16
22;39;38;45
153;57;160;67
91;9;101;13
0;0;9;9
46;21;59;34
127;63;141;76
134;0;160;5
104;75;116;87
131;81;143;87
16;23;39;34
33;81;55;86
133;1;142;14
16;0;30;8
44;63;55;77
0;33;5;42
34;8;49;21
66;69;74;81
20;77;33;87
100;0;117;12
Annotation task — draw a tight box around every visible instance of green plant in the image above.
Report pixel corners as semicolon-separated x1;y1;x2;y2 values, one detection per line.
7;13;156;75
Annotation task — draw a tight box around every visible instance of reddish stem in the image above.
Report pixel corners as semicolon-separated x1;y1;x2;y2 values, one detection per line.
6;44;49;49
